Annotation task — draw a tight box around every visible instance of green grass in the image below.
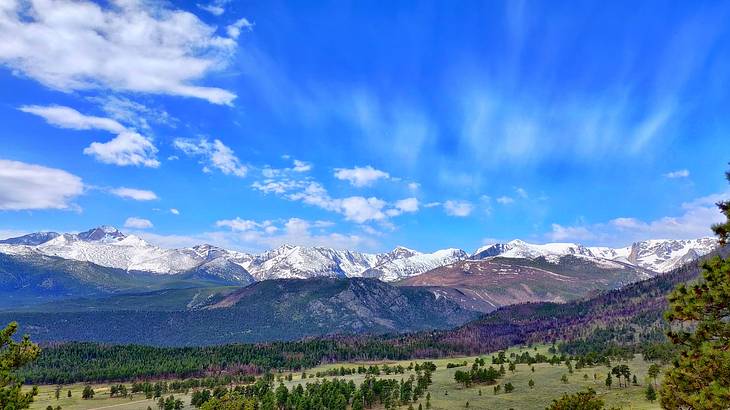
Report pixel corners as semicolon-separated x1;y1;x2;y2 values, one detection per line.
30;345;662;410
29;383;196;410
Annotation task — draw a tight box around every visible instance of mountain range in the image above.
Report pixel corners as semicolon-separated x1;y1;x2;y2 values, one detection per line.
0;226;716;281
0;227;717;307
0;225;720;344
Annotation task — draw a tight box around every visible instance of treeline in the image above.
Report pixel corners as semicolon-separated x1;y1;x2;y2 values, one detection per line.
20;338;452;384
193;366;435;410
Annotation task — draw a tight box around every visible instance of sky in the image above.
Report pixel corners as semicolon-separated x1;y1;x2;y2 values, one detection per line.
0;0;729;253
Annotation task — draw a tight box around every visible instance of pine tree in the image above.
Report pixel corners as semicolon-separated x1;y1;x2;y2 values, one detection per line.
646;384;657;402
711;165;730;245
547;388;605;410
82;386;94;400
528;379;535;389
647;364;661;387
0;322;40;409
661;167;730;409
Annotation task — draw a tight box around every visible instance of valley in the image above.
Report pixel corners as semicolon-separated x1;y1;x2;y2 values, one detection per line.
27;345;661;410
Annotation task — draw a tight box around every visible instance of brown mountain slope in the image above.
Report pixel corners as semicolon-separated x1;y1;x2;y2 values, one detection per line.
397;255;653;312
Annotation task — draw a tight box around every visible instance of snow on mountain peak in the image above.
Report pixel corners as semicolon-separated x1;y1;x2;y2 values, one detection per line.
472;237;717;273
0;226;718;283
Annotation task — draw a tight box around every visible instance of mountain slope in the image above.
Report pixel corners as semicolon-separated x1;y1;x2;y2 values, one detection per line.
0;278;480;345
398;255;653;312
0;252;248;308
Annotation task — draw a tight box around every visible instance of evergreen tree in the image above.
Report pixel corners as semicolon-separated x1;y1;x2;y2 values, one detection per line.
647;364;661;387
82;385;94;399
605;374;612;389
646;384;657;403
67;390;71;398
528;379;534;389
711;165;730;244
0;322;40;409
662;167;730;410
546;388;606;410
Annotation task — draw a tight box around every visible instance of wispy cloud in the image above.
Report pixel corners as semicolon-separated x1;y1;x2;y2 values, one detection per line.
20;105;126;133
110;187;158;201
173;138;248;177
443;200;473;217
664;169;690;179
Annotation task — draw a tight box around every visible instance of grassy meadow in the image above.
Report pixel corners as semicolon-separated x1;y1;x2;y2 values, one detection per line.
30;345;662;410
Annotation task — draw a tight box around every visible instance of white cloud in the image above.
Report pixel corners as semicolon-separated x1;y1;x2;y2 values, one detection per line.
496;196;514;205
170;208;180;215
110;187;158;201
20;105;126;133
173;138;247;177
253;172;418;224
0;159;83;210
91;96;176;130
124;217;153;229
386;197;419;217
0;0;238;104
548;224;595;241
20;104;161;168
197;1;227;16
408;182;420;191
211;217;376;251
339;196;387;224
443;200;473;217
515;187;528;198
215;217;272;232
334;166;390;187
546;192;728;245
226;18;254;39
424;202;441;208
84;132;160;168
292;159;312;173
664;169;690;179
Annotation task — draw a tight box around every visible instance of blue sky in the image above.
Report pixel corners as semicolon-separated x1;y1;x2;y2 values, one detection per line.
0;0;728;253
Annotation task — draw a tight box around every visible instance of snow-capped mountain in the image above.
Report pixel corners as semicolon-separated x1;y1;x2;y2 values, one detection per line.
244;245;380;281
0;231;60;246
0;226;718;287
473;240;594;262
0;226;467;283
362;248;468;281
472;238;717;273
621;238;718;273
